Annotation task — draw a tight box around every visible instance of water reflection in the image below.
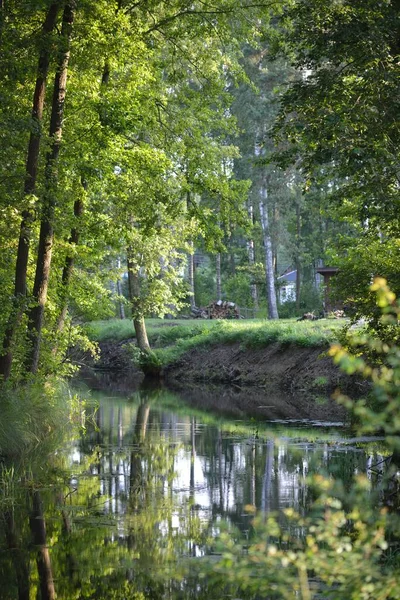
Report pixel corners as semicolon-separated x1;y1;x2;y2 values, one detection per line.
0;385;385;599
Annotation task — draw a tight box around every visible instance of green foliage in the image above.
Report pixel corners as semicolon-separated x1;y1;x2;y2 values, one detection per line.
274;0;400;323
84;318;135;343
0;379;85;459
126;216;194;321
193;483;397;599
190;279;400;598
330;278;400;447
66;268;117;322
147;318;341;366
85;317;342;369
0;0;278;379
129;345;162;376
188;278;400;600
329;233;400;327
149;322;216;346
224;271;253;307
194;266;216;307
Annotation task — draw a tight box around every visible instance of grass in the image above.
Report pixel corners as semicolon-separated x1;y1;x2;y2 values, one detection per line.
84;317;219;343
0;378;85;460
84;317;346;367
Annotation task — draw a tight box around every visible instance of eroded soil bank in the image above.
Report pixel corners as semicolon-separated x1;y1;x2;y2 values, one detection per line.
163;342;363;396
78;340;366;422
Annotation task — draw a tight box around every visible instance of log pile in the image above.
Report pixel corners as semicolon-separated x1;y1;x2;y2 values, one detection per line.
190;300;240;319
297;309;345;321
190;306;209;319
328;309;345;319
207;300;240;319
297;312;319;321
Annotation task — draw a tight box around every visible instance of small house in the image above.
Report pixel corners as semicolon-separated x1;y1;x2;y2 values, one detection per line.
277;269;297;303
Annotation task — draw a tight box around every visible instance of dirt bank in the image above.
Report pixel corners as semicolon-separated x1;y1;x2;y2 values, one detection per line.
163;342;366;399
76;340;367;422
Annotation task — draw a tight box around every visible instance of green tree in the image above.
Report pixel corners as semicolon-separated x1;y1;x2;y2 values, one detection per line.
230;46;301;318
189;279;400;598
0;0;280;381
274;0;400;319
0;1;62;380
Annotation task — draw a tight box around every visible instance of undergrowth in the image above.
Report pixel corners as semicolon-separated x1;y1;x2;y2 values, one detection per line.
0;378;86;459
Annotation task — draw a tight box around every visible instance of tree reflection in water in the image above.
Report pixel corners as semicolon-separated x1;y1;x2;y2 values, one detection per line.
0;386;384;598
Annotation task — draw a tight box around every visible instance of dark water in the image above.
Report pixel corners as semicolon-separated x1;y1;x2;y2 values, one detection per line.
0;384;384;599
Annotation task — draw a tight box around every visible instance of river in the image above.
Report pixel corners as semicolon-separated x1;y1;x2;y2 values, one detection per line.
0;382;384;599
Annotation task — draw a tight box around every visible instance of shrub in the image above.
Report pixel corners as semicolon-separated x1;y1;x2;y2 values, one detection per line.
190;279;400;598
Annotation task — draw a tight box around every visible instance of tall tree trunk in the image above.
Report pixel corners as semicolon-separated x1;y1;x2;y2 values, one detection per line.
56;178;85;332
127;255;151;352
29;491;56;600
216;252;222;301
247;200;259;309
186;191;196;310
0;2;60;380
187;241;196;309
295;202;301;310
116;257;126;320
25;2;75;374
259;174;279;320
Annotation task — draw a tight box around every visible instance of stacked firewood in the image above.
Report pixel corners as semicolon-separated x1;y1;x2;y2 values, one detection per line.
207;300;240;319
297;312;319;321
190;306;209;319
190;300;240;319
328;309;345;319
297;309;345;321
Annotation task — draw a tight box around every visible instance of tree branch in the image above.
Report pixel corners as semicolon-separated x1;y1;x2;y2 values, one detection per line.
143;2;278;34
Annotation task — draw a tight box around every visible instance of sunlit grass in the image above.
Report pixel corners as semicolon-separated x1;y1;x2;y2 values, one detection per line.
86;317;345;344
84;317;346;367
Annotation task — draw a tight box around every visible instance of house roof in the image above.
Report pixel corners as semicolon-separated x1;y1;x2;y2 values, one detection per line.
277;269;297;283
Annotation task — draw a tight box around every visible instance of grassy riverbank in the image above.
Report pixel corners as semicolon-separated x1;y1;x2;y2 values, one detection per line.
85;317;346;367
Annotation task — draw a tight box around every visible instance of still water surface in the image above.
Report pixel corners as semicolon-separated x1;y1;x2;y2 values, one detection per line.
0;384;384;599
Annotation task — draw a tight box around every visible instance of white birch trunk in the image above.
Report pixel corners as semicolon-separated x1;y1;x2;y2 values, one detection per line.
116;257;125;320
247;202;259;309
259;177;279;319
261;440;274;515
216;252;222;301
186;191;196;309
188;241;196;309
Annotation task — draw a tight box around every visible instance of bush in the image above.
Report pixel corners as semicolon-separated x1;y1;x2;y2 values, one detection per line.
224;272;253;307
194;266;216;307
0;379;85;458
189;278;400;598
